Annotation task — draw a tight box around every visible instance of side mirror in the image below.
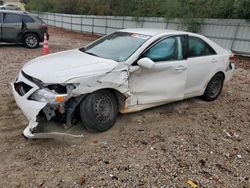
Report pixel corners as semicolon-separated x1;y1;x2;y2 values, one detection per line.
137;58;155;69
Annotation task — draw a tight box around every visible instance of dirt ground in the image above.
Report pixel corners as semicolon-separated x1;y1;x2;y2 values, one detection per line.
0;27;249;188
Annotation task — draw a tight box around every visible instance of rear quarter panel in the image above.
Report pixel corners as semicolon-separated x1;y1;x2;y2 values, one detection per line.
21;18;46;41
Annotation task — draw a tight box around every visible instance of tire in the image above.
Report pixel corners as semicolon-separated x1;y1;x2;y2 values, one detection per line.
23;33;39;49
202;73;224;101
80;90;118;132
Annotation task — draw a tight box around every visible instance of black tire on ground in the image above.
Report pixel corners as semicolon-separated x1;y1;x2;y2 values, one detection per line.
80;90;118;132
202;73;224;101
23;33;40;48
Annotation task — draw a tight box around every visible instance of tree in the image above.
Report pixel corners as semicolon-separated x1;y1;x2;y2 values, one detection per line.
25;0;250;19
234;0;250;20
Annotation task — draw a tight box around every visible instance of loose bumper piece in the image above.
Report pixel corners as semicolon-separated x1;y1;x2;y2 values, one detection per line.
11;72;84;139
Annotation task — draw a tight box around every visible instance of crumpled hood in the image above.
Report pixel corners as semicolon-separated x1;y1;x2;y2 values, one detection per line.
22;49;119;83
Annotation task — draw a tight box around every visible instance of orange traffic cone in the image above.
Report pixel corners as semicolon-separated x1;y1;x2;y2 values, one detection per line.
42;33;49;55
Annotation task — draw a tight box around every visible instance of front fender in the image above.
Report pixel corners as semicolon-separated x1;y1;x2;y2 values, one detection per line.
67;69;131;97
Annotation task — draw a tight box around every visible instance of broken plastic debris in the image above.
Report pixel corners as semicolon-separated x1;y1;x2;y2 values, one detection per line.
187;179;198;188
29;132;84;139
236;154;242;160
101;141;108;145
223;129;241;141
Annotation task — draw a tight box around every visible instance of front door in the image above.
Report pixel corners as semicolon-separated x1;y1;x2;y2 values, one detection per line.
130;35;188;105
2;13;22;41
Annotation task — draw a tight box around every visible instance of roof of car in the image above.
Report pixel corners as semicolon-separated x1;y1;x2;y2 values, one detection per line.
0;10;28;14
119;28;189;36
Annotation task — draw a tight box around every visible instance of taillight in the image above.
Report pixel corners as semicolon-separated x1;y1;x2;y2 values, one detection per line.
229;53;237;62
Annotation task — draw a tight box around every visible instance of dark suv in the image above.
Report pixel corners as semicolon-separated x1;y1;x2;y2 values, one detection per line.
0;10;49;48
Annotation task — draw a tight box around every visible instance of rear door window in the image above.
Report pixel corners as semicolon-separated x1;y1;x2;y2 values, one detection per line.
4;13;22;23
188;36;216;58
23;15;34;23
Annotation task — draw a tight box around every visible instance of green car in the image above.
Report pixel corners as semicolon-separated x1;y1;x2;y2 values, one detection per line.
0;10;49;48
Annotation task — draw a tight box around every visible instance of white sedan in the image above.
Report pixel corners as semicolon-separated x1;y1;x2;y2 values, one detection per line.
12;28;235;139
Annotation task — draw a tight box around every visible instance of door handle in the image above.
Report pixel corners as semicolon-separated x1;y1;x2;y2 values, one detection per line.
211;59;218;63
175;66;187;71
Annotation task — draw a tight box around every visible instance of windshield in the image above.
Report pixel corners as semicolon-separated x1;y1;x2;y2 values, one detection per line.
83;32;151;62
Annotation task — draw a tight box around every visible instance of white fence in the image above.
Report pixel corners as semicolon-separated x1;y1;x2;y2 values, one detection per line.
35;12;250;55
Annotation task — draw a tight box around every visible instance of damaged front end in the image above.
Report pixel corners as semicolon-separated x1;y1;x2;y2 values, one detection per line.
11;71;83;139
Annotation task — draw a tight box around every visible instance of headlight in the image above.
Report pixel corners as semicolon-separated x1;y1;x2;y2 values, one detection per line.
31;88;68;104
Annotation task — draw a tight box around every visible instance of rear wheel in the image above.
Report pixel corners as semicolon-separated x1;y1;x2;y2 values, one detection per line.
202;73;224;101
80;90;118;132
23;33;39;48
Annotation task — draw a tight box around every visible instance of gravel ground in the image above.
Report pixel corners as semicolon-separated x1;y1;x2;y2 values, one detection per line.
0;27;249;188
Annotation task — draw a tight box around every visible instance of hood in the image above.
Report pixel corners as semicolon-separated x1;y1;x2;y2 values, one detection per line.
22;49;119;83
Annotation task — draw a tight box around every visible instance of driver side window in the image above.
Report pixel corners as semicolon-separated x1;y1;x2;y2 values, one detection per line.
143;36;183;62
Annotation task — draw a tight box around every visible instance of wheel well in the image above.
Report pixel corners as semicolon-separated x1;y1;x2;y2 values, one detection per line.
106;89;127;112
22;32;41;42
206;71;225;88
89;88;126;112
215;71;225;81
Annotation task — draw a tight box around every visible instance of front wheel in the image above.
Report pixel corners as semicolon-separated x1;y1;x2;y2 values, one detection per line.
202;73;224;101
23;33;39;49
80;90;118;132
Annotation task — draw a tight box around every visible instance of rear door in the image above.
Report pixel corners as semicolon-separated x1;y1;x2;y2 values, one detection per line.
0;13;3;40
2;13;22;41
185;36;218;96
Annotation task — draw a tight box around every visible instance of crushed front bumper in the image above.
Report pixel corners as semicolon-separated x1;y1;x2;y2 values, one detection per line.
12;72;84;139
12;84;49;138
11;71;47;138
